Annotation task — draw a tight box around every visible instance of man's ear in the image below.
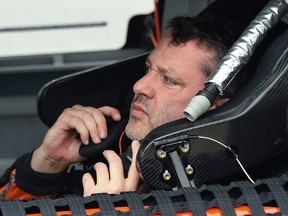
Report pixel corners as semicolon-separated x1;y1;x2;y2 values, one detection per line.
210;98;229;110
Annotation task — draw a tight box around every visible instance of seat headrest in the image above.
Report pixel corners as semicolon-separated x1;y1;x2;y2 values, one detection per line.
137;25;288;190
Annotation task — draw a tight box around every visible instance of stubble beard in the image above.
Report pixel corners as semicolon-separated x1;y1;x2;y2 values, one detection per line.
125;96;183;140
125;96;152;140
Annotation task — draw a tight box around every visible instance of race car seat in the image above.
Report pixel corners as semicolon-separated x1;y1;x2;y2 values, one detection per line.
37;0;288;189
137;22;288;190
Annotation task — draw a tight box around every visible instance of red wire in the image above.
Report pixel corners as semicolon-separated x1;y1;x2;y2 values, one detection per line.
150;33;158;47
154;0;161;43
118;130;126;154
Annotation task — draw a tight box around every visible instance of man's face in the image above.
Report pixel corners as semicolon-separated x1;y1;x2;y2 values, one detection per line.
126;35;213;140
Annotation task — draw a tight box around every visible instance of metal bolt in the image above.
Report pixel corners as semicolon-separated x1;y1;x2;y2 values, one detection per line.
157;149;167;158
185;165;194;175
180;144;190;153
163;170;171;180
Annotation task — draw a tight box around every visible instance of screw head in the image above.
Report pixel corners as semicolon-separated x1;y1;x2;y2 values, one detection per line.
163;170;171;180
180;144;190;153
185;165;194;175
157;149;167;158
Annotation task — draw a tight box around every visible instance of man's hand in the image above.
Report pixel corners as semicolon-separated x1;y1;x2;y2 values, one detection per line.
82;140;140;196
31;105;121;173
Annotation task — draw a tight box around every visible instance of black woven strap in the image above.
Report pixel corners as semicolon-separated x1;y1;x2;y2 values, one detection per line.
89;193;117;216
34;197;57;215
181;187;207;215
207;184;236;215
121;192;147;215
238;181;266;215
264;175;288;215
65;194;88;216
0;200;26;216
151;190;177;215
1;172;288;215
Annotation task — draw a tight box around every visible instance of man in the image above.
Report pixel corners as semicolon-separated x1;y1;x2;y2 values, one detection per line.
0;15;240;200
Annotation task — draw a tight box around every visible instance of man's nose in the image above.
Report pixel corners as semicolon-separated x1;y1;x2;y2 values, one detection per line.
133;72;155;98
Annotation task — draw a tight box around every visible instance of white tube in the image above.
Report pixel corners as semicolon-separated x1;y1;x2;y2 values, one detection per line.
184;95;211;121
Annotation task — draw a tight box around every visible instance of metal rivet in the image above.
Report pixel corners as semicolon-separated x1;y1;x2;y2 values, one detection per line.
157;149;167;158
163;170;171;180
185;165;194;175
180;144;190;153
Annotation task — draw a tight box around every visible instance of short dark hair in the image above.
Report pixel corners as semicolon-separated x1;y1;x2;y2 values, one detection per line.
167;15;244;98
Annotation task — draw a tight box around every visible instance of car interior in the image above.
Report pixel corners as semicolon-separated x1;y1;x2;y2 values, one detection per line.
0;0;288;215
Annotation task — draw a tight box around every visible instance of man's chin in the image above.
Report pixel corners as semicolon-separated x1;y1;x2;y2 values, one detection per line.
125;124;149;141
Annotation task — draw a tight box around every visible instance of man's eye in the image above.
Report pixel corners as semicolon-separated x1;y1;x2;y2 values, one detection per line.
163;76;177;85
145;66;151;74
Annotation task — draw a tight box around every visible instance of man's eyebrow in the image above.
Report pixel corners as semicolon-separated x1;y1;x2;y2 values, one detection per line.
146;56;176;75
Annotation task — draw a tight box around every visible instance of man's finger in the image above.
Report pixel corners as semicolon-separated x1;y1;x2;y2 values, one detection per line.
125;140;141;190
98;106;121;121
94;162;109;185
82;173;95;191
103;150;125;189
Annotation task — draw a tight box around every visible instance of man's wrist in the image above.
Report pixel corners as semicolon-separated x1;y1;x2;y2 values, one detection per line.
31;149;69;173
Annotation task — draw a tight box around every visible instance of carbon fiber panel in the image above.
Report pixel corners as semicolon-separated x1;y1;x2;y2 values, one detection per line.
137;29;288;190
